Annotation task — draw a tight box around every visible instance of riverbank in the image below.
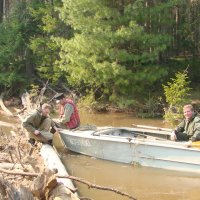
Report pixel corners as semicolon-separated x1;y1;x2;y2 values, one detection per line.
0;103;80;199
0;91;143;200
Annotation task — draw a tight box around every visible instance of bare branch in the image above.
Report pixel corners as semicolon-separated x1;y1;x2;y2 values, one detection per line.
0;168;137;200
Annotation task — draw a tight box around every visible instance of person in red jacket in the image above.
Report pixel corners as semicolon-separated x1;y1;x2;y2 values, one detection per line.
54;92;80;129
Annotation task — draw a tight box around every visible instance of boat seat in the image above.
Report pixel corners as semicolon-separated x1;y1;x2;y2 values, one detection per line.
96;128;138;138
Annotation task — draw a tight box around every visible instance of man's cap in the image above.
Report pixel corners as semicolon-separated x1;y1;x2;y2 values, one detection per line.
54;93;65;100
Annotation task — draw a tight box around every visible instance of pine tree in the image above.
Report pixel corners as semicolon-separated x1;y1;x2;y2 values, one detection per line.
55;0;179;106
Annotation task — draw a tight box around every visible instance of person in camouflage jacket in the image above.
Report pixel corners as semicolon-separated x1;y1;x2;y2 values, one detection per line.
22;103;58;144
171;104;200;142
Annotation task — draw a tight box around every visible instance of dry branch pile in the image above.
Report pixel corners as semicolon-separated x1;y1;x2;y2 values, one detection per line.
0;90;81;200
0;129;39;199
0;128;79;200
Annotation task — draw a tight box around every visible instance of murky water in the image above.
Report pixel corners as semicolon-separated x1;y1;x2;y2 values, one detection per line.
62;151;200;200
58;111;200;200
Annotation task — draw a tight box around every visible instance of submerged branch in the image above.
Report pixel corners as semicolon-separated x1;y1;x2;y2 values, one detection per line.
60;175;137;200
0;168;137;200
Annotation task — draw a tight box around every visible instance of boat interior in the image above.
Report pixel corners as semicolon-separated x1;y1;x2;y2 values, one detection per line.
93;128;167;140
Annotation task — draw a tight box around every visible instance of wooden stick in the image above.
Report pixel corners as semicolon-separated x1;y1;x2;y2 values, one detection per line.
0;93;13;116
0;163;32;170
0;121;15;128
132;124;172;132
59;175;137;200
0;168;137;200
13;107;27;116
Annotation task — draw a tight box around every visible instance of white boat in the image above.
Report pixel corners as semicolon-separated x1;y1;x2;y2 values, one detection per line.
59;127;200;174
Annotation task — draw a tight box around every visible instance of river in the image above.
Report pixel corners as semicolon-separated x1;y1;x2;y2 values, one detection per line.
58;111;200;200
1;110;200;200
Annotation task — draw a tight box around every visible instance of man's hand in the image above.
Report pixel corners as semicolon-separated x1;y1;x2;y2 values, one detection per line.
170;131;177;141
54;126;62;132
34;130;40;135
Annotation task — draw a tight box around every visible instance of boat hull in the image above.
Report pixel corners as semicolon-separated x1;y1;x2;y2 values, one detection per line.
59;127;200;174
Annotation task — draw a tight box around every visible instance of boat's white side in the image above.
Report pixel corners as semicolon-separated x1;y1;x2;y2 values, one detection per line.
59;127;200;174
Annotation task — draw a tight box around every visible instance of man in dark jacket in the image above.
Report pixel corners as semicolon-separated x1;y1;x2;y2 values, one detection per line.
171;104;200;142
22;103;58;144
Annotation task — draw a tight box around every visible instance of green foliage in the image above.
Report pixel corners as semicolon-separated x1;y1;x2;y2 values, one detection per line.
134;95;164;118
1;0;200;115
78;91;99;111
0;1;40;93
55;0;174;104
163;70;191;125
28;0;68;83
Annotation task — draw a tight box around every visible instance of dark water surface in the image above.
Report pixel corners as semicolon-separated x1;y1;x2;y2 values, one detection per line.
59;111;200;200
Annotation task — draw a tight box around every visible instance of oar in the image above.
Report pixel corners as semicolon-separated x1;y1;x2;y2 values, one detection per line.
132;124;172;132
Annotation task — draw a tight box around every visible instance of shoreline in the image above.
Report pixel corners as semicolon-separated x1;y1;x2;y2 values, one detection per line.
0;94;80;199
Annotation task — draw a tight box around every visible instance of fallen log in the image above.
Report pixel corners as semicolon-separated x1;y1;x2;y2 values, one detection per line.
0;176;21;199
0;158;11;163
0;163;33;171
0;120;15;128
0;168;137;200
0;176;34;200
0;93;13;116
31;169;79;200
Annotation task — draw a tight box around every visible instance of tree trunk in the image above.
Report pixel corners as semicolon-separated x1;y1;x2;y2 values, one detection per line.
0;0;3;22
25;48;35;77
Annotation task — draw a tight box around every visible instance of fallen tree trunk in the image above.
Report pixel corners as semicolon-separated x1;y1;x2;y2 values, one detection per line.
0;120;15;128
0;93;13;116
0;176;35;200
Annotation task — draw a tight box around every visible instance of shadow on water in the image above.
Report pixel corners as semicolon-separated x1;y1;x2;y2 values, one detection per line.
55;111;200;200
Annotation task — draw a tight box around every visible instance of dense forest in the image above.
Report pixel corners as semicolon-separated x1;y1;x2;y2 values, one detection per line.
0;0;200;115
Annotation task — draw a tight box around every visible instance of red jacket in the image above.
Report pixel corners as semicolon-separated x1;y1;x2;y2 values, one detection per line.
59;99;80;129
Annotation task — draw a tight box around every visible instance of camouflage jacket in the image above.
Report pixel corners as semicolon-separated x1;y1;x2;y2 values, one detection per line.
176;112;200;141
22;108;55;134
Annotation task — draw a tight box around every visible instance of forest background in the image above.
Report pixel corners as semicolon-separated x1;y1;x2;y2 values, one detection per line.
0;0;200;118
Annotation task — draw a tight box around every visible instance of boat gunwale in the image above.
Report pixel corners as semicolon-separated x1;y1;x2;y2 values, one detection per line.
59;129;200;152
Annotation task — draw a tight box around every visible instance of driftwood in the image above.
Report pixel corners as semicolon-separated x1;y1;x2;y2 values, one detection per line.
0;120;15;128
60;175;137;200
32;169;79;200
0;93;13;116
13;107;27;117
0;163;32;171
0;168;80;200
19;186;35;200
0;158;11;163
0;176;34;200
0;168;137;200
